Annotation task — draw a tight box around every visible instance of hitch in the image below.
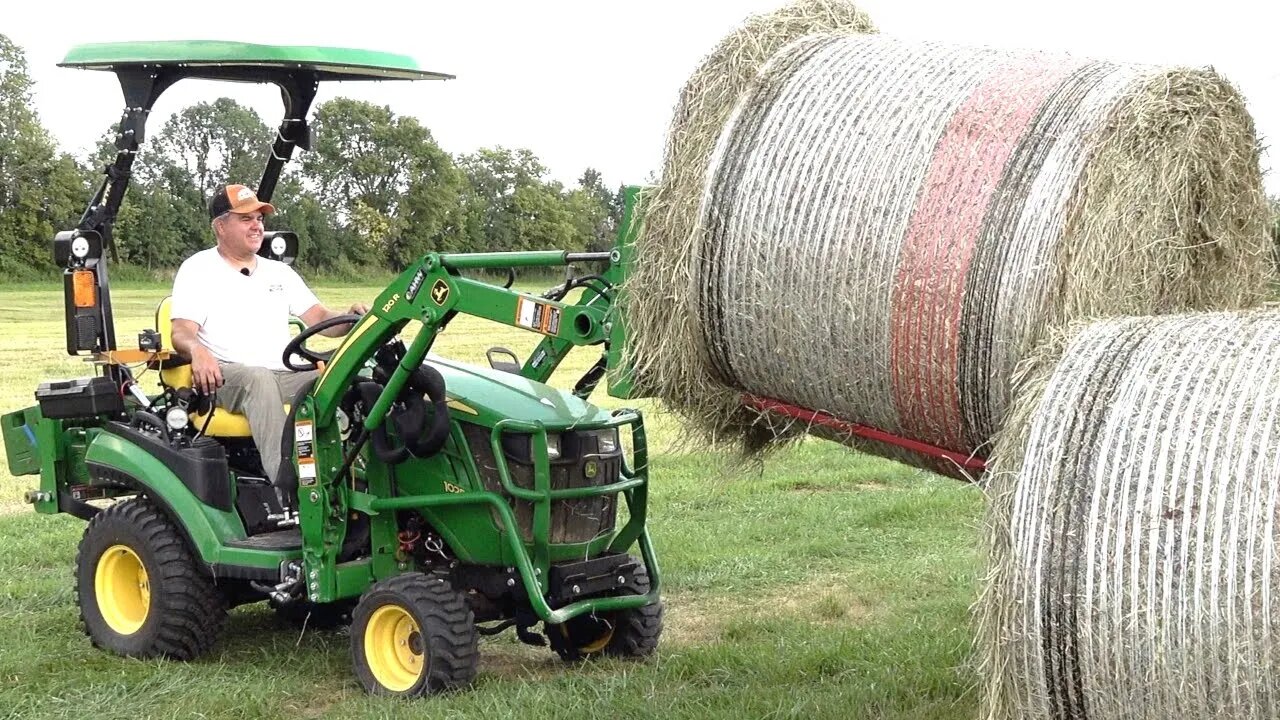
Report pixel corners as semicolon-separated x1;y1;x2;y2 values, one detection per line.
252;560;304;604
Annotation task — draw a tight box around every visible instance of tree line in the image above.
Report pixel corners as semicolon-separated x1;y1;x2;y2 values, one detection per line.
0;35;625;280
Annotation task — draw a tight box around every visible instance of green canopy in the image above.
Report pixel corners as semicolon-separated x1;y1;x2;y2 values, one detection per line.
60;40;453;81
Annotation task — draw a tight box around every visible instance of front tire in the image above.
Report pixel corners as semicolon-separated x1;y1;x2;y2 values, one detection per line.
351;572;479;696
76;497;227;659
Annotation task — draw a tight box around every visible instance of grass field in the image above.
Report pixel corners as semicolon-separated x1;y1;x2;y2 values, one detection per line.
0;281;986;719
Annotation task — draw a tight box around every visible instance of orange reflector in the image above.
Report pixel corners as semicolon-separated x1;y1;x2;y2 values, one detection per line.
73;271;97;308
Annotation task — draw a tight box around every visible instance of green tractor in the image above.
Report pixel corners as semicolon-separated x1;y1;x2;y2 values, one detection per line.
1;41;661;696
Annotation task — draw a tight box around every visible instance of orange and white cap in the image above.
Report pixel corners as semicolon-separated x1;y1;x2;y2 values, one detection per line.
209;184;276;219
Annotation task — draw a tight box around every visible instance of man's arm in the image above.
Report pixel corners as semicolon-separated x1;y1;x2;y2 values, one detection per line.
171;318;223;393
298;302;371;338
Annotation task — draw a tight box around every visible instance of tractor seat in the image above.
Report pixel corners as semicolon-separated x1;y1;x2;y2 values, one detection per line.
155;296;287;438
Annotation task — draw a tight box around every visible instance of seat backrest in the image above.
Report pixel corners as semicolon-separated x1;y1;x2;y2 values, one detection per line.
153;296;254;438
156;296;193;389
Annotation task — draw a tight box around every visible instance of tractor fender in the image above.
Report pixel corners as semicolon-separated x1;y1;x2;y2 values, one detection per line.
84;431;247;567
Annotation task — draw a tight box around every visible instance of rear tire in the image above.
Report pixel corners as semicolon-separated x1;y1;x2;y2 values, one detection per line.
549;563;663;661
76;497;227;659
350;572;478;696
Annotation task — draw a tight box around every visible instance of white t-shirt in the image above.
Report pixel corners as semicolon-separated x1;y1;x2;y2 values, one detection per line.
170;248;320;371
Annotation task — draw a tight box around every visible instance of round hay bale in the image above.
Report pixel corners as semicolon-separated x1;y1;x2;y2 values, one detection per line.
979;309;1280;719
621;0;877;453
623;2;1272;474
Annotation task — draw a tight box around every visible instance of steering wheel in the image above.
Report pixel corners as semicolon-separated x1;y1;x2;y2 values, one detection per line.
281;313;363;371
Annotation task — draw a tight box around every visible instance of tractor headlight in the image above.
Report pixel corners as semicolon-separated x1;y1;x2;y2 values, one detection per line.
498;431;564;462
597;428;619;454
165;406;189;431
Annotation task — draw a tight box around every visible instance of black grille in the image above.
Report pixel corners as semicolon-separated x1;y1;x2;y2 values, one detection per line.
461;423;619;544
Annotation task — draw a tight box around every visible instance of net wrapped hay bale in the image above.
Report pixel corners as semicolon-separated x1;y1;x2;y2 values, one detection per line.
622;0;1272;474
978;309;1280;720
620;0;877;453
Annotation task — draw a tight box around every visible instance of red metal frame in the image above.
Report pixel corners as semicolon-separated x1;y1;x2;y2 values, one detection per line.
741;394;987;473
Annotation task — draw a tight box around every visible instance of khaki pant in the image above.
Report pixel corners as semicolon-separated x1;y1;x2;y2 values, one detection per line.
216;363;319;485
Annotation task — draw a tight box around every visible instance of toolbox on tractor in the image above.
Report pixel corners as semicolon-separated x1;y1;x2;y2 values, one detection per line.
36;377;126;419
0;40;660;697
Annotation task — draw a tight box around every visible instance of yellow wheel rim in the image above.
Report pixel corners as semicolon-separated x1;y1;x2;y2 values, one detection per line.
561;617;615;655
364;604;424;692
579;625;614;654
95;545;150;635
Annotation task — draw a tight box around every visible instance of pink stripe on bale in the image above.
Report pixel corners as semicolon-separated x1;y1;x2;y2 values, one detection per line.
889;55;1085;453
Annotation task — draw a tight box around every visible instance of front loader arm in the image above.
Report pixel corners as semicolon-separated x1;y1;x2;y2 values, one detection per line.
307;249;616;429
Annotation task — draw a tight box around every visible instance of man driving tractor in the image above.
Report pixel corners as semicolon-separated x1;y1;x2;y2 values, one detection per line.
169;183;369;488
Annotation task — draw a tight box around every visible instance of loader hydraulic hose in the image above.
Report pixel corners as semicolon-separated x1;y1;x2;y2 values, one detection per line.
356;364;449;464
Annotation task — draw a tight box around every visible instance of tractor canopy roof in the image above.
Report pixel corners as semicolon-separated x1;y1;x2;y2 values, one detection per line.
59;40;454;82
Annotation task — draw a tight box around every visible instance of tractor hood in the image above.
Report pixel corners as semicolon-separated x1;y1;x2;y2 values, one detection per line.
425;355;614;429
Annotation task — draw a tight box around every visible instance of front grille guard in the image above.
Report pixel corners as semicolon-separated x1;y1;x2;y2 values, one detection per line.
372;407;659;625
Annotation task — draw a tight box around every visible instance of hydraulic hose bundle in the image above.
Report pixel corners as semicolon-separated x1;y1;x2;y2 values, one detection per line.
357;344;450;464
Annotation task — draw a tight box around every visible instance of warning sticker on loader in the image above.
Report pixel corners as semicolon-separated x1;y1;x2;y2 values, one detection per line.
515;297;561;335
298;458;317;486
295;421;313;459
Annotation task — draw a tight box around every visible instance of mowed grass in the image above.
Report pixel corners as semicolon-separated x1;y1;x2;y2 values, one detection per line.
0;281;986;719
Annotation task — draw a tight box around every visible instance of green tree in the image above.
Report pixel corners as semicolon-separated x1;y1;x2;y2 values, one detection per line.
270;177;349;272
512;180;578;251
0;34;88;277
458;147;585;253
301;98;466;269
112;162;209;269
393;155;470;265
304;98;428;215
150;99;271;196
565;168;625;252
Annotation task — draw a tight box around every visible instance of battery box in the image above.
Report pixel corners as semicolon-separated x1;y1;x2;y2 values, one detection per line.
35;376;124;419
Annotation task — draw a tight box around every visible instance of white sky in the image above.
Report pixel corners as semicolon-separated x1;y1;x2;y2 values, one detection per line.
7;0;1280;194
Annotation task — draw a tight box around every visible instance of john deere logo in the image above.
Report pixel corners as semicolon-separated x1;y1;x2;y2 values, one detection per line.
584;460;599;479
430;279;450;305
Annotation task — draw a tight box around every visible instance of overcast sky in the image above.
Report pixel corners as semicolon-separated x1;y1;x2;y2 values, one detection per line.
7;0;1279;194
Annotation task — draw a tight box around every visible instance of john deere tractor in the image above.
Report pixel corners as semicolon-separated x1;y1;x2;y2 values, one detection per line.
1;41;661;696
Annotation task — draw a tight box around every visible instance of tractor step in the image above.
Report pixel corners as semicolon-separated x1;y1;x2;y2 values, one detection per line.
224;528;303;551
